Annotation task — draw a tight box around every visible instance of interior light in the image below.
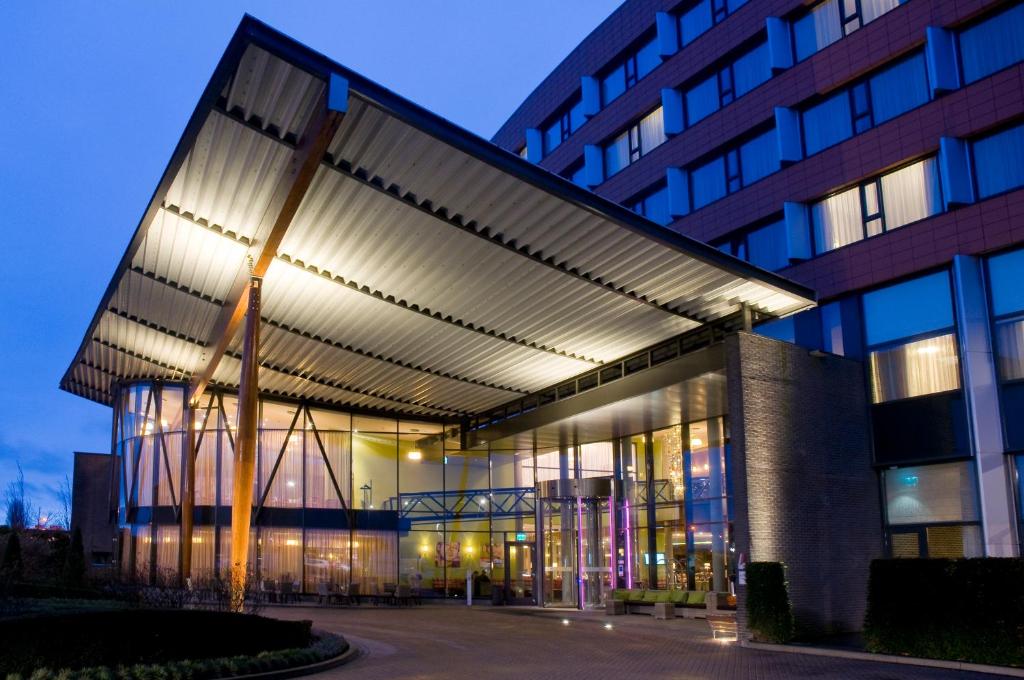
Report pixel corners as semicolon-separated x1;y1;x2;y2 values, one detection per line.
352;542;360;548
690;438;703;448
916;345;940;355
285;539;299;546
407;450;423;461
286;480;296;488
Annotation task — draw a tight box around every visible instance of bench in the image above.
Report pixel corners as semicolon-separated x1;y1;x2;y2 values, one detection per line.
707;614;738;640
605;589;734;620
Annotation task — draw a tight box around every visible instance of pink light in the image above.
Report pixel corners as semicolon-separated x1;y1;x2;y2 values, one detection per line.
577;497;585;609
624;499;633;589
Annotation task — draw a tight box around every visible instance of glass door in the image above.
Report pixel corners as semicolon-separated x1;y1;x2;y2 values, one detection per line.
539;496;612;609
504;541;535;604
578;498;612;608
541;498;577;608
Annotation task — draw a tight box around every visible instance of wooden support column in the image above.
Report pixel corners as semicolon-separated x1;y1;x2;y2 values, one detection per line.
180;400;197;585
229;276;262;611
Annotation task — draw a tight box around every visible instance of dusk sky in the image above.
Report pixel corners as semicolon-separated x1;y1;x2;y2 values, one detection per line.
0;1;621;520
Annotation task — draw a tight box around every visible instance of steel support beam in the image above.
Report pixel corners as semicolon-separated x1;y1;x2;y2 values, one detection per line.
229;276;262;611
179;399;197;585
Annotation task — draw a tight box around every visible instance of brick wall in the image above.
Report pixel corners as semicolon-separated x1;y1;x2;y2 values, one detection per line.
726;332;881;637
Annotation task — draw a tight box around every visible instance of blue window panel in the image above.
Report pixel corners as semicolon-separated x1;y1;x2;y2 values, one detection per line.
766;17;794;72
662;88;685;136
691;157;727;210
792;0;842;62
739;129;780;185
747;220;789;271
569;100;586;133
570;165;588;188
938;136;974;209
680;0;713;47
328;73;349;113
733;43;772;98
656;12;679;58
581;77;601;117
989;248;1024;317
667;167;691;217
640;186;671;226
543;120;562;155
783;201;812;260
863;271;954;346
601;64;627;106
869;54;930;126
820;302;845;356
686;75;720;127
584;145;604;187
525;128;544;164
636;38;661;80
926;26;960;95
774;106;803;164
802;91;852;156
728;0;749;10
973;124;1024;200
959;3;1024;85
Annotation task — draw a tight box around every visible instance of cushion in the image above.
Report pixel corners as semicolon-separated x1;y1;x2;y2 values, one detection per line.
668;589;687;604
656;591;673;603
686;590;707;606
642;590;661;603
612;589;630;601
627;589;646;602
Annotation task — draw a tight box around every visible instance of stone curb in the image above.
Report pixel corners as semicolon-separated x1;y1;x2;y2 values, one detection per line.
741;640;1024;677
221;632;359;680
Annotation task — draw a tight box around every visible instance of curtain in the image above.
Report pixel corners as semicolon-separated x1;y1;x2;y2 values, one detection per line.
739;129;780;186
869;53;929;125
813;185;862;253
996;318;1024;381
195;428;217;505
603;131;630;178
959;3;1024;84
578;442;614;478
691;156;727;210
973;124;1024;200
136;436;155;507
802;91;853;156
733;43;772;98
880;157;942;230
869;333;960;403
686;75;719;127
305;430;350;508
259;430;303;508
353;530;397;592
304;529;349;592
133;526;151;583
155;525;180;584
158;432;183;506
219;430;235;508
861;0;901;25
191;526;216;584
639;107;667;155
259;528;303;587
793;0;842;62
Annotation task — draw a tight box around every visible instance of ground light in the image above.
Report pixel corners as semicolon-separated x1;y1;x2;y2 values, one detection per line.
604;623;613;630
561;619;570;626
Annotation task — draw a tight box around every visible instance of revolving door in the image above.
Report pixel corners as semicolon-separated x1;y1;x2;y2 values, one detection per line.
537;478;614;609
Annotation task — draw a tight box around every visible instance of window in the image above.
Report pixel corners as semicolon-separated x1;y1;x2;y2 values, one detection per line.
792;0;904;63
972;123;1024;200
959;3;1024;85
863;272;959;403
802;53;930;156
567;163;587;188
602;107;666;179
739;129;779;185
732;43;771;98
688;129;780;211
631;185;671;226
601;37;661;107
681;41;771;128
717;219;790;271
811;157;942;254
691;157;727;210
542;99;586;156
882;462;982;558
678;0;746;48
686;75;719;126
989;248;1024;382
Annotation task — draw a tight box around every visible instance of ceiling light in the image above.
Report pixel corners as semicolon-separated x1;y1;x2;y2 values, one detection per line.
407;450;423;461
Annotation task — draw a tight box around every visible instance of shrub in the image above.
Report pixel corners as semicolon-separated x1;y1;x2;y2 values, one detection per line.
745;561;794;643
864;558;1024;666
0;610;312;676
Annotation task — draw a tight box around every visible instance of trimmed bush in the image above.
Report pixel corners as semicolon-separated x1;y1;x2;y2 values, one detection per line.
745;561;794;643
864;558;1024;666
0;609;312;676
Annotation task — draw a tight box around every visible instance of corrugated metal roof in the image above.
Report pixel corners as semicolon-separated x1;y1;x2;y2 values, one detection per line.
60;18;815;417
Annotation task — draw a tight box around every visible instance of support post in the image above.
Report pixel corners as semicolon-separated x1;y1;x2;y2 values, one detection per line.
180;401;196;586
230;277;262;611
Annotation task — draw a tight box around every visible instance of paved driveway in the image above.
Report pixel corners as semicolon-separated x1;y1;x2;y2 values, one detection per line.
272;604;1003;679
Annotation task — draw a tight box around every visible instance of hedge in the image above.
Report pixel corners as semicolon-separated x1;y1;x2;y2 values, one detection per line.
2;633;347;680
0;610;312;676
864;558;1024;666
745;561;794;643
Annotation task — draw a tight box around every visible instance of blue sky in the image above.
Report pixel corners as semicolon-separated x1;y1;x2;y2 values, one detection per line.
0;1;620;520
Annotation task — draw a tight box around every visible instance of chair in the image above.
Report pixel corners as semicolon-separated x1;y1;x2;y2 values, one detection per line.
316;581;332;605
262;579;278;603
345;582;361;606
395;584;412;607
280;580;295;603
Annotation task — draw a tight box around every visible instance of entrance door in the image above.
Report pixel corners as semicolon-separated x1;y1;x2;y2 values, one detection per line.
539;496;612;609
504;541;535;604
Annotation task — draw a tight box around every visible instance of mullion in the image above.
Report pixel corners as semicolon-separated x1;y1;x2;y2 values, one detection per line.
629;126;642;162
719;67;734;106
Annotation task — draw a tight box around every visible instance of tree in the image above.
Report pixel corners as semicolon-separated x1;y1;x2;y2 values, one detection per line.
2;532;22;580
62;526;87;587
4;463;35;531
54;474;72;531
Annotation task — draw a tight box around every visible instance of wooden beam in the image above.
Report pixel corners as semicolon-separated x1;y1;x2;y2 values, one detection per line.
229;276;262;612
189;90;345;407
